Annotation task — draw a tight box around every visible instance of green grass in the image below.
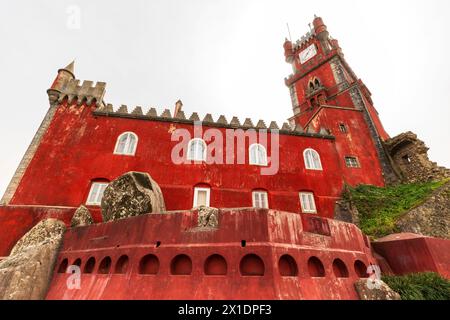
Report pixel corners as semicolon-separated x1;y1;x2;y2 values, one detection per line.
344;179;448;238
382;273;450;300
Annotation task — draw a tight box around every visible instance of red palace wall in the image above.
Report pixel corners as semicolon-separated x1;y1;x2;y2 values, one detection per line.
7;99;385;219
308;108;385;187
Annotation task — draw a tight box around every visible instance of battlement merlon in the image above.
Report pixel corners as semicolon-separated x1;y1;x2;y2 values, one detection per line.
94;104;333;139
47;61;106;108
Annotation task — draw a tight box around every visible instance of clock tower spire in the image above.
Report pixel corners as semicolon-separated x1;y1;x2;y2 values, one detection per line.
283;16;399;185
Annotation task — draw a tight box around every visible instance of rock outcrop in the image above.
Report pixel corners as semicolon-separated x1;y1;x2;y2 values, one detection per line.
197;207;219;228
71;205;94;227
395;181;450;239
334;199;359;224
0;219;66;300
101;172;166;222
354;279;401;300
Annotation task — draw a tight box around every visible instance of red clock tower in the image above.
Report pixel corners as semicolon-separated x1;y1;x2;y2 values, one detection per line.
284;16;398;185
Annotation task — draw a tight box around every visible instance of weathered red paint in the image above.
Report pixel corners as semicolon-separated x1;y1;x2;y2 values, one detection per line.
46;209;375;300
0;206;74;257
9;100;353;218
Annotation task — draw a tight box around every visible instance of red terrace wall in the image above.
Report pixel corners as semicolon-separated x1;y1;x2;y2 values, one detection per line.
372;235;450;279
308;108;385;187
46;209;376;300
0;205;76;256
11;101;347;219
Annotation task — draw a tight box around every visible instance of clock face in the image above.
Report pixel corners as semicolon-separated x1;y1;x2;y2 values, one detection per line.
299;44;317;64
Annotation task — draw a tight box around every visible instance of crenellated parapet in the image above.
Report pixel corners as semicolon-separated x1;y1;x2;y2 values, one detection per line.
54;79;106;107
94;104;333;139
47;61;106;107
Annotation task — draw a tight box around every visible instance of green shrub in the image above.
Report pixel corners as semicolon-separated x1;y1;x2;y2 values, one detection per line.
382;272;450;300
344;180;448;238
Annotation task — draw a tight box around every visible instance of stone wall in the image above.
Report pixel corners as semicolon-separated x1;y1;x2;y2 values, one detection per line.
384;131;450;184
396;181;450;240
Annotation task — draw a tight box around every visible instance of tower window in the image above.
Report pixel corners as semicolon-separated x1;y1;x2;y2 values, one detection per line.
314;78;321;88
249;144;268;166
187;139;207;162
304;149;323;171
114;132;138;156
339;123;347;133
193;187;210;208
252;191;269;209
402;155;411;164
86;182;108;206
299;192;317;214
345;156;360;168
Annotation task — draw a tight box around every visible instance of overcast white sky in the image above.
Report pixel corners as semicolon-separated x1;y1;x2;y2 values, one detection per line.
1;0;449;196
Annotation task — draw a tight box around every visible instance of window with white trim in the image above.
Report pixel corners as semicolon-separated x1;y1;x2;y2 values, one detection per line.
249;144;268;166
114;132;138;155
345;156;360;168
299;192;317;213
303;148;323;170
187;139;207;161
193;187;210;208
252;191;269;209
86;182;109;206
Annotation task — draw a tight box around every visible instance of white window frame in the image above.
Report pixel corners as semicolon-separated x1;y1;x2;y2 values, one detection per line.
86;182;109;206
249;143;268;166
345;156;360;168
193;187;211;208
187;138;207;162
252;191;269;209
303;148;323;171
299;192;317;214
114;132;138;156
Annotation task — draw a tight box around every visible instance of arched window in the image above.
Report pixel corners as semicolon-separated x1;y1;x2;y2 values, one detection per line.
314;78;321;88
303;148;323;170
308;81;315;91
187;138;206;161
249;144;268;166
114;132;138;156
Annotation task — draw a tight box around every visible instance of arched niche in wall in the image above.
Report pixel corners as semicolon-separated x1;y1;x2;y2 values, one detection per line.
240;254;265;276
204;254;227;276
